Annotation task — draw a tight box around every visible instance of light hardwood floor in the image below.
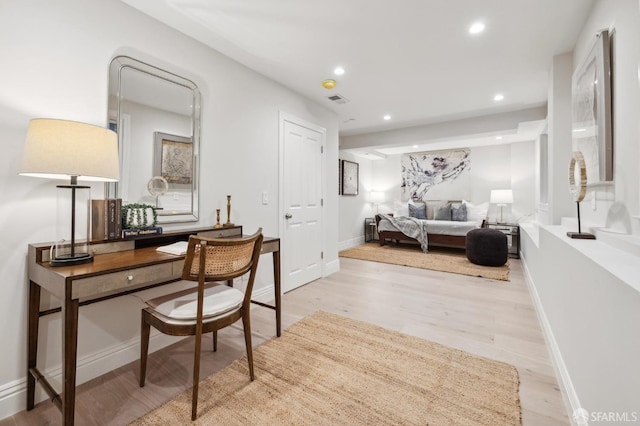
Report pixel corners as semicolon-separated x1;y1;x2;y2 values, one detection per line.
2;255;569;425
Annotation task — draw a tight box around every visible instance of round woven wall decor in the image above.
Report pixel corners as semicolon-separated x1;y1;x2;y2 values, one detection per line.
568;151;587;202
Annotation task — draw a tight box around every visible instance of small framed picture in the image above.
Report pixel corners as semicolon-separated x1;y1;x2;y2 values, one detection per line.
341;160;359;196
153;132;193;185
338;159;342;195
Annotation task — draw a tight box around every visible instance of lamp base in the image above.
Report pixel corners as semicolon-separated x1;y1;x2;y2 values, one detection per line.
50;253;93;267
567;232;596;240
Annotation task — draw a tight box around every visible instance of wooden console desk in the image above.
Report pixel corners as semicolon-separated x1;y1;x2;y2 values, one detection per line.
26;226;281;425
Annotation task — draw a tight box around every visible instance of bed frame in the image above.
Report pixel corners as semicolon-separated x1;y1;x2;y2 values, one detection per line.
374;214;468;250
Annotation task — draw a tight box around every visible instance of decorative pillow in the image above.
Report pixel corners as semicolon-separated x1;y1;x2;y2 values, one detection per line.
426;200;449;220
451;203;467;221
434;204;451;220
393;200;409;217
408;203;427;219
464;200;489;224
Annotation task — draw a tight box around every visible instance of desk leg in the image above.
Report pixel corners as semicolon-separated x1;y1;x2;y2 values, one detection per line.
273;251;281;337
27;281;40;410
62;292;79;426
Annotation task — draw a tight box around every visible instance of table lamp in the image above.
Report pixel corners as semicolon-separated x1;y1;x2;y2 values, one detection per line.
490;189;513;224
19;119;119;266
370;191;385;214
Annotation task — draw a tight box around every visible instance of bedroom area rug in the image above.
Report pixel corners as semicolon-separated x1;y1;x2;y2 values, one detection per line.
340;242;510;281
131;311;521;425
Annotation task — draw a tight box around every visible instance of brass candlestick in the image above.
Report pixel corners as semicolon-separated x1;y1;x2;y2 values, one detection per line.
223;195;235;227
213;208;223;229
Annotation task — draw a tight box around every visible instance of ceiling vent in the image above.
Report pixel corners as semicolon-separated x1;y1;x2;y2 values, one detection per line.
327;94;350;104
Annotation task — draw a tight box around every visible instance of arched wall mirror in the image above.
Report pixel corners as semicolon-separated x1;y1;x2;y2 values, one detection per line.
107;55;201;224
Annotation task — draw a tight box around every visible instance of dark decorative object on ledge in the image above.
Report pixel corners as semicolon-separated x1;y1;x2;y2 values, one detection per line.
567;151;595;240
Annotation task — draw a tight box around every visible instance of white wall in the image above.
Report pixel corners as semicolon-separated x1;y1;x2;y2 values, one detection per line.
510;141;537;222
0;0;338;418
338;142;536;247
337;152;375;250
547;52;576;225
522;0;640;418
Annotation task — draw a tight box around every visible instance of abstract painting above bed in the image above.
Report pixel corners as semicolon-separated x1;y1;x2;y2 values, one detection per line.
401;149;470;200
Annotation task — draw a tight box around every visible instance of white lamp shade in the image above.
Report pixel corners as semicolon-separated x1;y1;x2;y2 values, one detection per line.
370;191;385;203
19;118;119;182
490;189;513;204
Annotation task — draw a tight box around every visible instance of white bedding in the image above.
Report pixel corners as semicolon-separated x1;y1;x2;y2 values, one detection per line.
377;217;478;236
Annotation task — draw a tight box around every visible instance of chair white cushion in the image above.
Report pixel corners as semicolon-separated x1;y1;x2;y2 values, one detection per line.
146;282;243;321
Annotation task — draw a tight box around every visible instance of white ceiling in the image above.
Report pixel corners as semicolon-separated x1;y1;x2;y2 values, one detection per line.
122;0;595;148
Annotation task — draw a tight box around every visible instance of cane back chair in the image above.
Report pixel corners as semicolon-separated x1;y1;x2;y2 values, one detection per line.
139;229;263;420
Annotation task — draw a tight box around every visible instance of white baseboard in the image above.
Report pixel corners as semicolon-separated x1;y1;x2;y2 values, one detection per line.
520;252;582;423
0;331;185;420
338;236;364;251
324;258;340;276
0;377;27;421
250;284;275;303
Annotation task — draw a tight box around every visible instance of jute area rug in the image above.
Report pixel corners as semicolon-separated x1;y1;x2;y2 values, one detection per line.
132;311;521;425
340;242;510;281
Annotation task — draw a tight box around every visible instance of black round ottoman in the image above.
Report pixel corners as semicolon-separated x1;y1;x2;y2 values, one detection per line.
466;228;508;266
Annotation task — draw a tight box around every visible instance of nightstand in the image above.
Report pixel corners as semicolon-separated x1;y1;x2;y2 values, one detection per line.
483;222;520;258
364;217;378;242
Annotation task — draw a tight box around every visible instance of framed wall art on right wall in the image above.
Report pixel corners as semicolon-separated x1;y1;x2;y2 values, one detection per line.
571;29;613;187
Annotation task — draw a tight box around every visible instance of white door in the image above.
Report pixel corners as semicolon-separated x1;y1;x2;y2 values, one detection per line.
281;115;324;292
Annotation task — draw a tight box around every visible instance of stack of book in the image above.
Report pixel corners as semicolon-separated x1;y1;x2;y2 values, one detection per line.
122;226;163;239
91;199;122;241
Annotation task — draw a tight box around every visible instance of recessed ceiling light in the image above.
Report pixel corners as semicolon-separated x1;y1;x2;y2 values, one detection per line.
383;115;391;121
334;66;345;75
412;145;419;149
493;94;504;101
496;136;503;140
469;22;485;34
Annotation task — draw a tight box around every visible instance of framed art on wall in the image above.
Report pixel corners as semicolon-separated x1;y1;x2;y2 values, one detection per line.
338;159;342;195
154;132;193;185
341;160;359;196
400;148;470;200
571;29;613;186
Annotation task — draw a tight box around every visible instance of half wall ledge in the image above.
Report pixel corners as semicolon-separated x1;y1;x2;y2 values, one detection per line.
551;222;640;294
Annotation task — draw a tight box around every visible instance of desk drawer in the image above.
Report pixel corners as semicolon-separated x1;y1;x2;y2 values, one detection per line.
72;262;179;299
197;228;242;238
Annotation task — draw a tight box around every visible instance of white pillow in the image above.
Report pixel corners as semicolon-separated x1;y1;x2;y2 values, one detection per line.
393;200;409;217
463;200;489;224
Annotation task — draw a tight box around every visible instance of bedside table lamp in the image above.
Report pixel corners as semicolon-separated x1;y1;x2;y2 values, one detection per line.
19;119;119;266
370;191;385;214
490;189;513;224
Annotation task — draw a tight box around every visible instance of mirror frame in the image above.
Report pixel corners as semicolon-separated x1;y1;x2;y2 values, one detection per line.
107;55;201;224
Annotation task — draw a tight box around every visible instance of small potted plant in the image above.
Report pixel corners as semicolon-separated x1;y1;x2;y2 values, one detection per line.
122;203;160;237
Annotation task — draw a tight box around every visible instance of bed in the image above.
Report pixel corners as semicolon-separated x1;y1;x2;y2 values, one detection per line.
374;200;488;251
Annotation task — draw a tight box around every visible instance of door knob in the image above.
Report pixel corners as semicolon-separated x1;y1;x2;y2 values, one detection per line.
285;213;293;219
